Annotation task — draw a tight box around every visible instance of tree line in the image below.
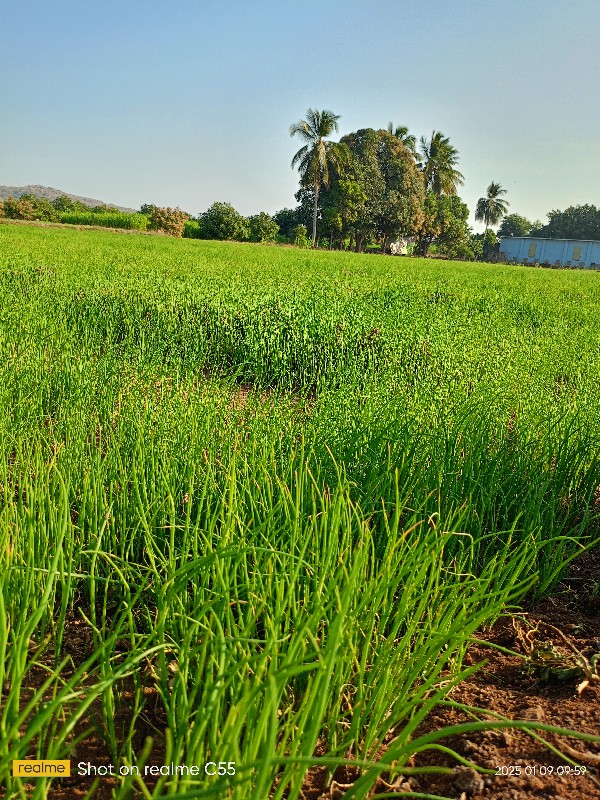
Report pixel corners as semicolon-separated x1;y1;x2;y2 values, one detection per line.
2;111;599;253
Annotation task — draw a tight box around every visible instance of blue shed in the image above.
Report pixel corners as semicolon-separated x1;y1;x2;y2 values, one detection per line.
499;237;600;269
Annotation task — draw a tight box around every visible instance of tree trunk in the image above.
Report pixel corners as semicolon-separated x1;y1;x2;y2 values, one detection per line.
381;235;388;255
312;183;319;247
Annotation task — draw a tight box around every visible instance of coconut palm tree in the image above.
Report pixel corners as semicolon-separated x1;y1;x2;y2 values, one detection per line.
418;131;464;196
475;182;510;231
387;122;417;156
289;109;349;246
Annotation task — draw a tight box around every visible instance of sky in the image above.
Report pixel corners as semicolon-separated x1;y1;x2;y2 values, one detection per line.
1;0;599;229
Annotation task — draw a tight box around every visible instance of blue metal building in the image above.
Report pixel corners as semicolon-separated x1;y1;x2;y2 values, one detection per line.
499;237;600;269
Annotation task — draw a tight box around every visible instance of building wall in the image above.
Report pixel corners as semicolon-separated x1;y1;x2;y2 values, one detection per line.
499;237;600;268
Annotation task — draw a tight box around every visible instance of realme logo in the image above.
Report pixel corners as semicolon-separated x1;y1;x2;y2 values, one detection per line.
13;760;71;777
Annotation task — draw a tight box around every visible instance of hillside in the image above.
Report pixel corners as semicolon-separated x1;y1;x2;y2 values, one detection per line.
0;184;136;212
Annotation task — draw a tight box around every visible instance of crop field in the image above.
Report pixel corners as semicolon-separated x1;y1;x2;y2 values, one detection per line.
1;224;600;799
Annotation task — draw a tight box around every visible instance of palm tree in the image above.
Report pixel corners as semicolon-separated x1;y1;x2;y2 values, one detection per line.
387;122;417;155
418;131;464;196
289;109;349;246
475;182;509;231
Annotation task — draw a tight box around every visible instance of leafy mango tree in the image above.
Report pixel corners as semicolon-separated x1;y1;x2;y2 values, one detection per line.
248;212;279;243
415;193;472;257
199;202;250;241
338;128;425;253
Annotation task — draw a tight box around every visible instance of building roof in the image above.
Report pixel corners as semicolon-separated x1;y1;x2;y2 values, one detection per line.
500;235;600;245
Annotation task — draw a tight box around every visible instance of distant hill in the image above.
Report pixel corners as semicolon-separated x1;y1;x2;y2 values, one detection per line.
0;184;137;213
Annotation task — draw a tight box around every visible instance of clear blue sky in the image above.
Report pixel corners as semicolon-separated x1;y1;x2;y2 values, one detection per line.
2;0;599;228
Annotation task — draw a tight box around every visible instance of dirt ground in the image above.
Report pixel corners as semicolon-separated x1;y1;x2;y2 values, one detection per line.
301;551;600;800
13;552;600;800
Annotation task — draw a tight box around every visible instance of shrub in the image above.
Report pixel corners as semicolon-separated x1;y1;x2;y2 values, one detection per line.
248;212;279;243
2;196;38;220
293;224;310;248
199;202;250;241
183;220;202;239
147;207;188;237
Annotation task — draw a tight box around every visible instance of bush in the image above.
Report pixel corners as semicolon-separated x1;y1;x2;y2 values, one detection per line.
147;207;188;237
248;212;279;243
199;202;250;241
447;242;475;261
60;212;148;230
293;224;310;248
1;194;67;222
183;220;202;239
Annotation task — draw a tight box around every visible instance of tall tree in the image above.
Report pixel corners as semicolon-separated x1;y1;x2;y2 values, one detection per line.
387;122;417;155
289;109;349;246
475;182;509;231
418;131;464;196
338;128;424;253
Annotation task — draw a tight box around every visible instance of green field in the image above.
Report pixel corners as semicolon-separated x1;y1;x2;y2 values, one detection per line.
1;224;600;799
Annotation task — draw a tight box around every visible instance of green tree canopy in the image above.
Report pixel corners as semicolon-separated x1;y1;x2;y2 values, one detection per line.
289;108;350;246
199;202;250;241
338;128;425;252
3;194;59;221
498;213;532;237
52;194;86;213
418;131;464;196
475;182;509;231
535;205;600;240
415;193;471;257
248;212;279;243
387;122;417;155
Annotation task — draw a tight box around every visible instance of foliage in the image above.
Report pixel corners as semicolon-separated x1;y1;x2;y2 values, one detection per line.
147;206;188;237
248;211;279;243
418;131;464;196
52;194;88;213
498;213;534;238
470;233;484;260
469;229;500;261
415;193;471;257
535;204;600;240
475;182;509;230
90;203;120;214
199;201;250;241
481;229;499;259
2;226;600;799
336;128;425;252
273;207;304;240
292;223;310;247
2;194;59;221
387;122;417;155
182;219;202;238
290;108;350;246
60;211;148;230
